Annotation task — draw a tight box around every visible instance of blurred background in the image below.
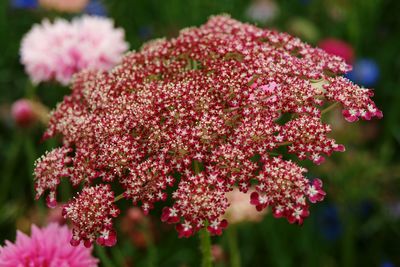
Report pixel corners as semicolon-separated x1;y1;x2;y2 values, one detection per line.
0;0;399;266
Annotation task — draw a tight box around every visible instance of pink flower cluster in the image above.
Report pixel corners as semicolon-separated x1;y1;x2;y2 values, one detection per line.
34;15;382;246
20;15;128;85
63;184;120;247
34;146;72;208
0;224;98;267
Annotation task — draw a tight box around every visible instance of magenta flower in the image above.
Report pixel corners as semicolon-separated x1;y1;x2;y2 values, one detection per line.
307;179;326;203
34;15;382;246
319;38;354;64
20;15;128;85
0;223;98;267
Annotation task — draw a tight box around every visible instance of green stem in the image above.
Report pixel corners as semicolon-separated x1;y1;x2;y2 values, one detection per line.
0;133;23;204
0;0;7;52
114;193;125;202
193;160;201;174
25;80;37;99
200;228;213;267
143;220;157;267
277;141;292;147
321;102;339;115
95;245;115;267
341;211;355;267
227;225;241;267
24;137;37;197
110;245;126;267
60;177;72;202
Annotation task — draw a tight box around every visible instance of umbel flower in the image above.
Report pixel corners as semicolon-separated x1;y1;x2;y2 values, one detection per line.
0;223;98;267
34;15;382;246
20;15;128;85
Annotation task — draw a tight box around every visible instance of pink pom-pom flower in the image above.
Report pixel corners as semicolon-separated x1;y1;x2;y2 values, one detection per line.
0;223;98;267
20;15;128;85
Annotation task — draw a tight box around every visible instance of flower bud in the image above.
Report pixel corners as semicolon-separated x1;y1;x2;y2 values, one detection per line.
11;99;36;127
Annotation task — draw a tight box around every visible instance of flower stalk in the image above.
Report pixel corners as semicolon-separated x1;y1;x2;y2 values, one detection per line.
227;225;241;267
321;102;340;115
194;160;212;266
200;228;213;267
114;193;125;202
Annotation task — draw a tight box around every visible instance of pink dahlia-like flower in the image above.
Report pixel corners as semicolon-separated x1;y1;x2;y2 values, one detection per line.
319;38;354;64
0;223;98;267
39;0;89;13
34;15;382;245
20;15;128;85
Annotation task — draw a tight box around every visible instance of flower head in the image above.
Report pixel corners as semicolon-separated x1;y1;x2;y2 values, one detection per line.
35;15;382;245
0;223;98;267
20;15;128;85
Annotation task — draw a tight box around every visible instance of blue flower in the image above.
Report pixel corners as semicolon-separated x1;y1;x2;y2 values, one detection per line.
380;261;395;267
11;0;37;9
346;58;380;87
317;204;342;241
138;26;154;40
84;0;107;16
